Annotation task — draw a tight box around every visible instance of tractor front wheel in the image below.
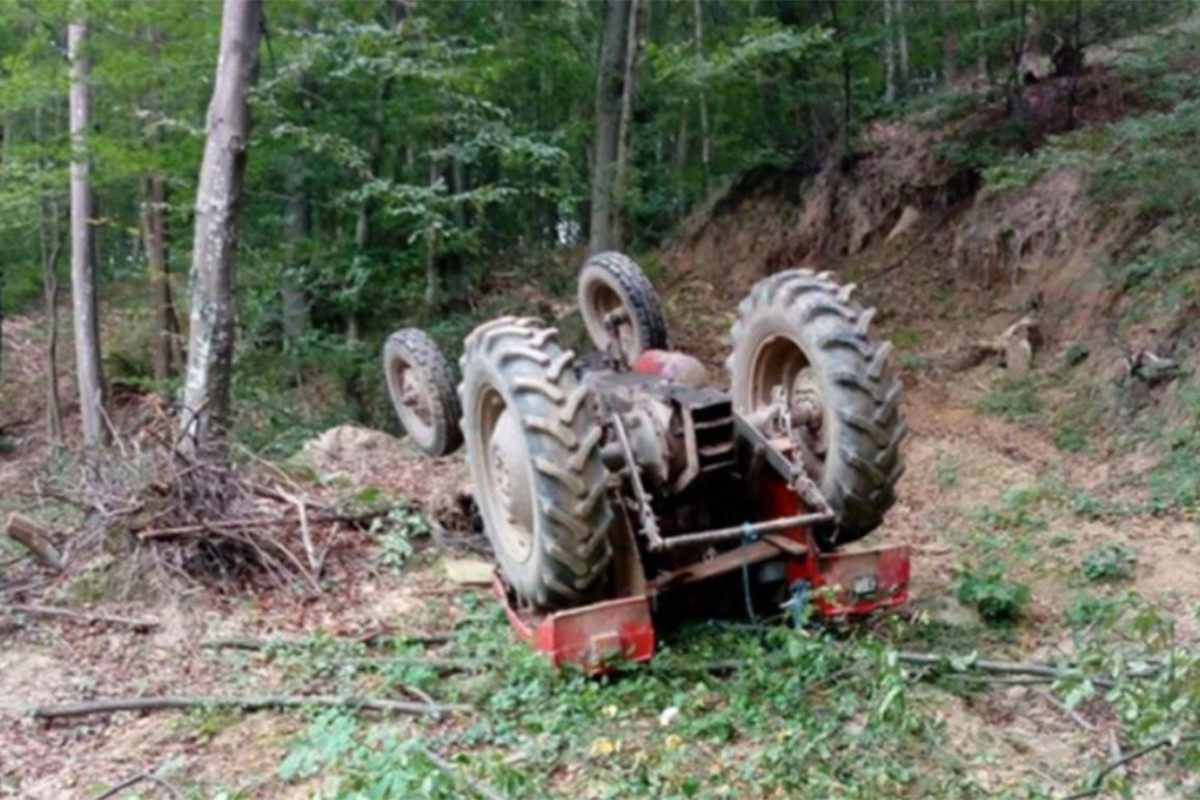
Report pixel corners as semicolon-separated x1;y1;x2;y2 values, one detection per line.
727;270;906;547
459;317;614;609
383;328;463;457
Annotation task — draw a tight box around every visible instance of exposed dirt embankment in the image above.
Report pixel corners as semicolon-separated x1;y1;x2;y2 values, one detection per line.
662;65;1179;378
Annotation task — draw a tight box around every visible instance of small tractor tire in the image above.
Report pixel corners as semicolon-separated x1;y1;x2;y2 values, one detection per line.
578;251;668;365
459;317;614;609
727;270;906;547
383;328;463;457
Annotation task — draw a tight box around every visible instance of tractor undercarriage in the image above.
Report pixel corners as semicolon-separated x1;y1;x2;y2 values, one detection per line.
383;252;909;670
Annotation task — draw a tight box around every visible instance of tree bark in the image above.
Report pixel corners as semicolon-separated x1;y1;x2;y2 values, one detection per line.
423;155;440;319
141;174;176;381
941;0;958;85
883;0;896;103
976;0;989;78
40;208;64;447
281;148;311;346
180;0;263;450
587;0;631;255
692;0;710;196
68;19;109;451
611;0;642;251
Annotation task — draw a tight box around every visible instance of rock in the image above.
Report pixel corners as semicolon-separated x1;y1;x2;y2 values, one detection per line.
301;425;404;464
1005;337;1033;377
444;558;494;586
886;205;923;242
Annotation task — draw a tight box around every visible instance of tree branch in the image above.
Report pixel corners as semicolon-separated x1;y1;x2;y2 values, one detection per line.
6;604;159;631
33;693;471;722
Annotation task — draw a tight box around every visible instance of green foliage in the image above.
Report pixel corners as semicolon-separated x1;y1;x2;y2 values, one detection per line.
977;378;1044;422
369;504;429;573
1145;387;1200;515
955;564;1030;625
1080;543;1136;583
1070;489;1105;521
1054;424;1088;453
934;454;959;489
1062;342;1090;368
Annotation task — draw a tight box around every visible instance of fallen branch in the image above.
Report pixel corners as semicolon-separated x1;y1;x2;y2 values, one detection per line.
895;651;1161;690
1061;733;1200;800
1040;689;1095;732
5;512;63;571
33;693;471;722
91;771;181;799
421;747;507;800
6;604;159;631
280;488;320;576
136;517;291;539
200;629;454;652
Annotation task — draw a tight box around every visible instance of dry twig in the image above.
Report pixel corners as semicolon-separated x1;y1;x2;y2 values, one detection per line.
420;747;507;800
91;771;182;799
33;693;471;722
5;604;159;631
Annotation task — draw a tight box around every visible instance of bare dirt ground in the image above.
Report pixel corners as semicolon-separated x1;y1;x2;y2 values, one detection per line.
2;285;1196;797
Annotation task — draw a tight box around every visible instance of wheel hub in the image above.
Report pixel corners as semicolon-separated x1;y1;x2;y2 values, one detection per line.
486;408;534;560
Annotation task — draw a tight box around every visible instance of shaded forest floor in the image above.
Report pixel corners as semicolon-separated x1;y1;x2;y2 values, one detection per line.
2;276;1199;798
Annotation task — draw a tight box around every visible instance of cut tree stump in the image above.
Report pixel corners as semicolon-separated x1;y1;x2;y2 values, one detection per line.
4;513;63;571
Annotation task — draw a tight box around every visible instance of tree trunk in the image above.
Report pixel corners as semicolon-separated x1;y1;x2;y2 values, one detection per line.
611;0;642;251
180;0;263;450
940;0;958;85
692;0;710;196
141;174;176;381
68;19;108;451
281;149;311;346
883;0;896;103
40;199;64;448
976;0;989;78
587;0;632;255
423;156;440;319
897;0;910;94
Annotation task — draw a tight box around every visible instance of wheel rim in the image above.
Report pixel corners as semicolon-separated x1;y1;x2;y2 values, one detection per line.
748;335;829;476
477;386;535;562
387;356;435;445
583;280;639;364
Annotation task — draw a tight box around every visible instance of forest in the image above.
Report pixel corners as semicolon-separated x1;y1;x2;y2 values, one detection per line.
2;0;1200;797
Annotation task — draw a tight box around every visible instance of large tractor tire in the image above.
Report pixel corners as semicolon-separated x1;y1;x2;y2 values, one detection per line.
459;317;613;609
578;252;668;366
727;270;906;547
383;328;463;457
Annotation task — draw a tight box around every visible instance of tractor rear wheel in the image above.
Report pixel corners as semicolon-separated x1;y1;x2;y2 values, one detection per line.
383;328;462;457
727;270;906;547
578;252;668;366
459;317;614;609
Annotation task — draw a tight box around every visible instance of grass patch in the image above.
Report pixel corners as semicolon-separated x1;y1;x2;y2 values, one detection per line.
1080;544;1136;583
977;378;1043;423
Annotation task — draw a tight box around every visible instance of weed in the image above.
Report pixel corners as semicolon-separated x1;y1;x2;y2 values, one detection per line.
0;434;13;455
1070;490;1105;520
1080;544;1136;583
370;505;429;572
977;483;1050;533
977;378;1043;423
934;455;959;489
955;564;1030;625
1054;424;1088;453
899;352;928;372
1062;342;1090;368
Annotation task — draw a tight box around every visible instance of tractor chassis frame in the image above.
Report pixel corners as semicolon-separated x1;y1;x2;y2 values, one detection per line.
494;411;911;671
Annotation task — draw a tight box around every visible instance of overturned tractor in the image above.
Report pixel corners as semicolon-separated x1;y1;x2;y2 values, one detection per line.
384;253;907;667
